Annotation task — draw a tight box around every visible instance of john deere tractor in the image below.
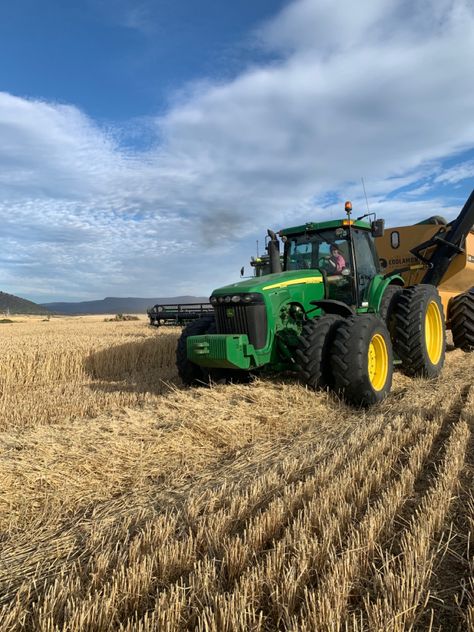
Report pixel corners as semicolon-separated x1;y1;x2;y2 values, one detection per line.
177;200;454;407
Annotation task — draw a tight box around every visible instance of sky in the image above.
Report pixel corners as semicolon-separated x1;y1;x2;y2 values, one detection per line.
0;0;473;303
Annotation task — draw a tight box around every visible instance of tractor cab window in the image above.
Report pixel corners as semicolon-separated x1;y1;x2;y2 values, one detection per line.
284;228;355;305
283;226;380;308
351;229;379;302
285;228;351;272
287;239;312;270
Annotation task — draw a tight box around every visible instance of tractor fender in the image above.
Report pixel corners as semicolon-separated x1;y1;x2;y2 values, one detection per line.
369;275;404;313
310;299;355;317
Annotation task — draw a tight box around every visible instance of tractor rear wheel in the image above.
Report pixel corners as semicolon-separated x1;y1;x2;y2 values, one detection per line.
331;314;393;406
379;285;402;332
392;284;446;377
449;288;474;351
176;315;215;386
295;314;344;389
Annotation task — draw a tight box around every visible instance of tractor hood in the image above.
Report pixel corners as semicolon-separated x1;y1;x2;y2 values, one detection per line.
211;269;324;297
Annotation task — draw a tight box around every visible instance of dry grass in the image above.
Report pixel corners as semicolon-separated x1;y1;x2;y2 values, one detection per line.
0;316;176;431
0;317;472;630
467;493;474;632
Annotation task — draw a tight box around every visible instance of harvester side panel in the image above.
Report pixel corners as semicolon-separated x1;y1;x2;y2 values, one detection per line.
376;226;474;317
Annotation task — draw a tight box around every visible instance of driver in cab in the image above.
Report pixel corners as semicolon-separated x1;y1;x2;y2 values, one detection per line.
323;244;346;274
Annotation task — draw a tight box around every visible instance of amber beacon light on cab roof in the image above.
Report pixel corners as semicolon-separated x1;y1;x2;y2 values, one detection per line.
176;190;474;407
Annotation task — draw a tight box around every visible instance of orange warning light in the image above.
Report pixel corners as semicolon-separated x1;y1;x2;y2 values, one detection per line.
344;201;352;212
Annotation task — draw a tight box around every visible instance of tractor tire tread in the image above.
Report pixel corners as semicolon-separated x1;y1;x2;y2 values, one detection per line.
449;288;474;351
295;314;344;389
392;284;446;377
330;314;393;406
379;284;403;333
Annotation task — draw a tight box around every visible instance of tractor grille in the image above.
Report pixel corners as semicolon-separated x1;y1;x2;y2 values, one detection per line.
214;303;267;349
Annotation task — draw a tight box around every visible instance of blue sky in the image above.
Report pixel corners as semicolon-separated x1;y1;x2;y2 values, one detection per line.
0;1;286;122
0;0;473;302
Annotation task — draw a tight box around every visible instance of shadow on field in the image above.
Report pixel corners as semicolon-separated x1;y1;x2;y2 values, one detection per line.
83;331;461;401
84;336;180;396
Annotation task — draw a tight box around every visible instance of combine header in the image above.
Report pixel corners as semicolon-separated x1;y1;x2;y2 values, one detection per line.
149;255;277;326
147;303;213;327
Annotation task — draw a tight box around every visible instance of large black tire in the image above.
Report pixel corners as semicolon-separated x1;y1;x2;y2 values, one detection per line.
449;288;474;351
379;285;403;331
295;315;344;389
176;315;215;386
392;284;446;377
331;314;393;407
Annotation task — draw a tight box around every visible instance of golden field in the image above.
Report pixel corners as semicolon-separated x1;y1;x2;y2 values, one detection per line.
0;316;472;631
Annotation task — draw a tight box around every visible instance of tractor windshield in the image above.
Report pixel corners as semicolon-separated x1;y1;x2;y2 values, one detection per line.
284;226;381;307
284;227;355;304
284;228;351;273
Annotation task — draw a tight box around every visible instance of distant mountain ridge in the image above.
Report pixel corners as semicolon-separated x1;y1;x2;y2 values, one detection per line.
41;296;209;315
0;291;50;315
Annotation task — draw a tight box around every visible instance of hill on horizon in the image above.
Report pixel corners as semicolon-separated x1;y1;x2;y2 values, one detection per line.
41;296;209;315
0;291;50;315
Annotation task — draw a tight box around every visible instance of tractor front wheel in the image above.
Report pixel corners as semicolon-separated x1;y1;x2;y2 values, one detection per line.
295;314;344;390
392;285;446;377
449;288;474;351
331;314;393;406
176;315;215;386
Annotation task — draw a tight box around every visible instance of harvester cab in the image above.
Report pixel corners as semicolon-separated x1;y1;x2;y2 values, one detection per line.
177;198;456;407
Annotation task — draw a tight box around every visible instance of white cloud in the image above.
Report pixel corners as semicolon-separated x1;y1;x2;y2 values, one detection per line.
434;160;474;184
1;0;474;301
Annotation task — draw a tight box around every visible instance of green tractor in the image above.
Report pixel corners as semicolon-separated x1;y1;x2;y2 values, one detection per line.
177;202;446;406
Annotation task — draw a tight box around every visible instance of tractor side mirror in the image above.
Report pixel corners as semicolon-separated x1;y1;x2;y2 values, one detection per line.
371;219;385;238
240;266;245;277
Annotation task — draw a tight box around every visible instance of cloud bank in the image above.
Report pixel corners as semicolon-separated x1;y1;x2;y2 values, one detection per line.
1;0;474;301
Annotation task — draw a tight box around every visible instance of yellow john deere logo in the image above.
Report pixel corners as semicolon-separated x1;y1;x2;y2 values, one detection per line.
226;308;235;317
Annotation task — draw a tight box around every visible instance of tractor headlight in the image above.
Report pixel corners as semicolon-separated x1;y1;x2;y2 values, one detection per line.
212;292;264;304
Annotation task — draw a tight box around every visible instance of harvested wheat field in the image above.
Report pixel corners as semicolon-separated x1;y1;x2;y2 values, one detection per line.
0;316;473;631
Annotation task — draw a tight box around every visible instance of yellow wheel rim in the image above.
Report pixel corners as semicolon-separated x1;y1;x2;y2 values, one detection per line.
368;333;389;391
425;301;443;365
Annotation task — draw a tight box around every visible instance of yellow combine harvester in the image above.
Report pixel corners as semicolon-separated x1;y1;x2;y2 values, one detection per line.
376;189;474;350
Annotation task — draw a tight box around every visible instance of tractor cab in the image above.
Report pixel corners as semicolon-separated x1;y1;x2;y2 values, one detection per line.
280;216;382;308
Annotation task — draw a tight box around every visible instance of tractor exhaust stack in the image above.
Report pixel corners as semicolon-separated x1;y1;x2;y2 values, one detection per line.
267;229;282;274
